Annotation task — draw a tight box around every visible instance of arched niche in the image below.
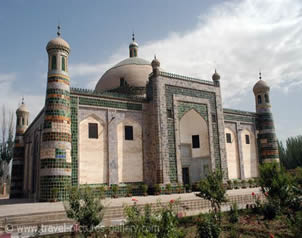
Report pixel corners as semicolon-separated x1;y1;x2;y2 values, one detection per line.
241;129;258;178
179;109;210;184
79;114;107;184
225;127;240;179
117;119;143;183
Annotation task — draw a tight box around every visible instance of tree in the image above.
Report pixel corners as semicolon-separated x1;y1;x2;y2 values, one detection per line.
196;170;228;224
278;135;302;169
64;186;104;238
0;106;14;185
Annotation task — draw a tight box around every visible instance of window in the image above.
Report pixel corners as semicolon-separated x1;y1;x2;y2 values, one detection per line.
22;118;24;126
17;118;21;126
125;126;133;140
167;109;173;118
226;133;232;143
51;55;57;70
61;56;66;71
245;134;250;144
120;78;125;86
264;94;269;103
88;123;98;139
257;95;262;104
192;135;200;148
212;113;217;123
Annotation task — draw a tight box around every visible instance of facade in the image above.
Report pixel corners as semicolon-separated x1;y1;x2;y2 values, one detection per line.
10;29;279;201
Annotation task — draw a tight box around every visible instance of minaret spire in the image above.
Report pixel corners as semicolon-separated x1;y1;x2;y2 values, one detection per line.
57;25;61;37
129;32;138;57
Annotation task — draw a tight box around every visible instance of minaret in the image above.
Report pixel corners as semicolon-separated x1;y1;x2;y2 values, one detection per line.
129;33;138;57
39;26;72;201
253;72;279;163
11;98;29;198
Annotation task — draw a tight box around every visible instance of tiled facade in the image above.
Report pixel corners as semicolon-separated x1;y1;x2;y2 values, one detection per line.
11;33;279;201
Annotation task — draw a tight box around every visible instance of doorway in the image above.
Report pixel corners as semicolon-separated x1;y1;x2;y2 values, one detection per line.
182;167;190;185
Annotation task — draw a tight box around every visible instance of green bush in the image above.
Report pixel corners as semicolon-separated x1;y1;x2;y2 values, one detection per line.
126;184;133;196
233;179;239;189
196;170;228;224
196;213;221;238
154;184;161;195
259;162;293;208
124;200;182;238
111;184;119;198
229;202;239;223
51;187;59;201
141;184;148;195
98;186;105;199
262;200;281;220
165;183;172;194
64;186;104;238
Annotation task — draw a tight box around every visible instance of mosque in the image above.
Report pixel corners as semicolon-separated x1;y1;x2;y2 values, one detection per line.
10;27;279;201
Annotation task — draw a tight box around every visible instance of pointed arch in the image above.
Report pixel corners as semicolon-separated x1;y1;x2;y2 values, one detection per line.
117;118;143;183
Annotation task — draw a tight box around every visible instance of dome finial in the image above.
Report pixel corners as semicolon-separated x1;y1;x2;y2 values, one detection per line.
21;96;24;105
132;32;135;42
259;71;262;80
57;25;61;37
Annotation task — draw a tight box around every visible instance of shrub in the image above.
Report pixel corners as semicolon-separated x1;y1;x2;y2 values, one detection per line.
248;179;253;188
111;184;119;198
259;162;293;208
141;184;148;195
98;186;105;199
185;184;192;193
166;183;172;194
154;184;161;195
196;213;221;238
64;186;104;238
262;199;281;220
233;179;239;189
229;202;239;223
51;187;59;201
227;180;232;189
196;170;228;224
126;184;133;197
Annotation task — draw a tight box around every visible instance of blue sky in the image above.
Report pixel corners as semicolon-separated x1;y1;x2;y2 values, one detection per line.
0;0;301;141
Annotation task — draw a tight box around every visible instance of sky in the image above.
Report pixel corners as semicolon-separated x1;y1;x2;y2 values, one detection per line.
0;0;301;141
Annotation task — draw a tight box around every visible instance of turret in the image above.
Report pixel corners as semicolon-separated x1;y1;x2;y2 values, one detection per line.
253;72;279;163
212;69;220;87
129;33;138;57
11;99;29;198
39;26;72;201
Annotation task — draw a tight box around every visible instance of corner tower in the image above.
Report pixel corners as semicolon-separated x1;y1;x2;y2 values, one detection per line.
253;72;279;163
39;26;72;201
10;99;29;198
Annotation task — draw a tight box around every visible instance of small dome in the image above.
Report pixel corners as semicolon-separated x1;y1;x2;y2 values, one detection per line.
212;70;220;81
253;79;270;94
129;41;138;48
95;57;152;92
151;56;160;69
46;37;70;52
16;102;29;113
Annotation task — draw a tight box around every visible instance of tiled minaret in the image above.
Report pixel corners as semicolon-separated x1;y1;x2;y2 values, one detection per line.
10;99;29;198
39;26;72;201
253;72;279;163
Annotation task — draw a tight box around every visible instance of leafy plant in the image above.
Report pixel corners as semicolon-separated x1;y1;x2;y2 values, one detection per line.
278;135;302;169
64;186;104;238
229;202;239;223
141;184;148;196
111;184;119;198
196;170;228;224
196;213;221;238
154;184;161;195
247;179;253;188
165;183;172;194
50;187;59;202
233;179;239;189
126;184;133;197
98;185;106;199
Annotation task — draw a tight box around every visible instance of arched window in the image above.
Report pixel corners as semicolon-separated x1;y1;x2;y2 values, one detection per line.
264;94;269;103
51;55;57;70
22;117;24;125
257;95;262;104
61;56;66;71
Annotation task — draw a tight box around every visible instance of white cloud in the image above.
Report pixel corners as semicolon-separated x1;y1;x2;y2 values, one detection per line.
70;0;302;105
0;73;44;124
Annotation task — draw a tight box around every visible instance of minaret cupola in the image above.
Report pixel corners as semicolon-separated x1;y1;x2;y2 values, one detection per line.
129;33;138;57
